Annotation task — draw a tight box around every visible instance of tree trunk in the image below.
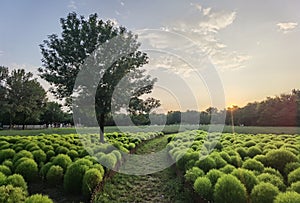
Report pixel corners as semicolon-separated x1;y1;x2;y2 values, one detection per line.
99;113;105;143
22;124;25;130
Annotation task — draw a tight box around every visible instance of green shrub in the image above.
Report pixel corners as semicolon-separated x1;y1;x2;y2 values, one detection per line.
214;174;247;203
2;160;13;170
288;168;300;185
263;167;284;181
206;169;224;186
67;150;79;160
194;177;212;200
236;147;247;159
288;181;300;193
242;159;264;173
46;165;64;186
230;155;243;167
6;174;27;192
0;184;26;203
98;154;117;170
253;155;267;165
92;164;105;177
231;168;258;194
52;154;72;172
265;149;297;173
274;191;300;203
82;168;103;198
258;173;286;191
210;153;227;168
219;165;235;174
284;162;300;177
64;163;89;194
46;150;55;161
32;150;46;164
0;149;15;162
185;167;205;183
219;152;231;163
40;162;53;178
251;182;279;203
15;159;38;182
195;157;216;173
25;194;53;203
0;165;11;176
13;150;33;163
247;146;262;158
55;146;69;155
0;172;6;186
243;141;256;147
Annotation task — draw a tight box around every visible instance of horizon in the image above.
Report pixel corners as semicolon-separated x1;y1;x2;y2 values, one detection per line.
1;1;299;113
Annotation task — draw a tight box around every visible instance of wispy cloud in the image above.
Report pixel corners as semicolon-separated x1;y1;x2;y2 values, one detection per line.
277;22;298;34
68;0;77;10
157;6;251;72
120;1;125;6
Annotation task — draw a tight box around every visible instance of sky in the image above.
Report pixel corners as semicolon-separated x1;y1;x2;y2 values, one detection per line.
0;0;300;112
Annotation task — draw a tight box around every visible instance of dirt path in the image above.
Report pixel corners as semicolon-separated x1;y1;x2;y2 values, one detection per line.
93;135;193;203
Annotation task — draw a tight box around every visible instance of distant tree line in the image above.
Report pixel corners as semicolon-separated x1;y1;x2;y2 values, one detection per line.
0;66;72;129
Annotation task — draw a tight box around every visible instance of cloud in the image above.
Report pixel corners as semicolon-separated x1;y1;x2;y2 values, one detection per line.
0;51;3;56
190;3;202;11
120;1;125;6
68;0;77;10
159;7;250;72
277;22;298;33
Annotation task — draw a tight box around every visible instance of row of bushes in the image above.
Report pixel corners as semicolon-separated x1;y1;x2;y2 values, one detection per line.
167;131;300;203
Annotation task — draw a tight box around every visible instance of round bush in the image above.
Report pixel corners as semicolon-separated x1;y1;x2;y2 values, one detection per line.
206;169;224;186
253;155;267;165
0;185;26;203
251;182;279;203
0;172;6;186
266;149;297;173
2;160;13;170
82;168;103;198
288;181;300;193
15;159;38;182
219;165;235;174
230;155;243;168
288;168;300;185
231;168;258;194
247;146;262;158
6;174;28;192
219;152;231;163
284;162;300;177
236;147;247;159
0;165;11;176
13;150;33;163
194;177;212;200
0;149;15;162
67;150;79;160
258;173;286;191
242;159;264;173
32;150;47;164
214;174;247;203
274;191;300;203
98;154;117;170
211;153;227;168
40;162;53;178
13;157;31;170
263;167;283;180
46;150;55;161
195;157;216;173
46;165;64;186
64;163;89;194
55;146;69;155
184;167;204;183
52;154;72;172
25;194;53;203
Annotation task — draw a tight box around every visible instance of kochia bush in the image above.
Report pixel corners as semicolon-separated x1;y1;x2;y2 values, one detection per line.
25;194;53;203
194;177;212;200
184;167;204;183
52;154;72;172
251;182;279;203
6;174;28;192
0;185;26;203
231;168;258;194
82;168;103;198
274;191;300;203
265;149;297;173
46;165;64;186
64;163;89;194
15;159;38;182
214;174;247;203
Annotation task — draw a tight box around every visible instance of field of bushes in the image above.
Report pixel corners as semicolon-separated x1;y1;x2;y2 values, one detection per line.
167;130;300;203
0;131;161;202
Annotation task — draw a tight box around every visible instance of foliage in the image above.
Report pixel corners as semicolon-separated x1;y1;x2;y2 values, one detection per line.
52;154;72;172
0;184;27;203
6;174;28;192
288;181;300;193
206;169;224;186
15;159;38;182
257;173;286;191
242;158;264;173
288;168;300;185
231;168;258;194
82;168;103;198
265;149;297;173
64;163;89;194
184;167;204;183
193;177;212;200
25;194;53;203
46;165;64;186
274;191;300;203
214;174;247;203
251;182;279;203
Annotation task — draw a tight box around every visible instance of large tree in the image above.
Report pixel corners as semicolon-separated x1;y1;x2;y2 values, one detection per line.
39;12;159;141
2;69;46;129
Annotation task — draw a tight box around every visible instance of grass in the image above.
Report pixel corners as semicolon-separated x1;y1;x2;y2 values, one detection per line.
93;135;193;203
1;125;300;136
